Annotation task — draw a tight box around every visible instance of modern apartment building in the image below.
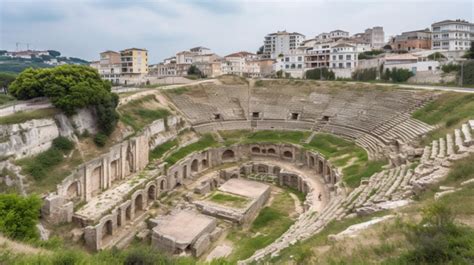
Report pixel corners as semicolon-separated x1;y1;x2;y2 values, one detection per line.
98;51;122;84
262;31;306;59
316;30;350;42
304;43;332;69
390;29;432;51
352;27;385;49
273;48;306;78
120;48;148;75
223;51;258;76
431;19;473;51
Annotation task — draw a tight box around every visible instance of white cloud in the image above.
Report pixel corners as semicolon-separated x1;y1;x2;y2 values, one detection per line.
0;0;472;62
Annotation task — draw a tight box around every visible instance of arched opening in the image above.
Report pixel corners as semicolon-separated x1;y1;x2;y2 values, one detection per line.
66;181;79;199
160;179;166;190
222;150;235;160
201;159;209;169
117;210;122;227
310;156;315;167
251;147;261;153
125;205;131;221
283;151;293;159
183;165;188;178
230;174;238;179
268;148;276;154
262;149;267;154
134;194;144;214
318;160;324;174
91;166;102;196
148;185;156;202
174;171;178;179
191;159;199;172
273;166;281;175
257;165;268;173
102;220;113;240
110;160;119;183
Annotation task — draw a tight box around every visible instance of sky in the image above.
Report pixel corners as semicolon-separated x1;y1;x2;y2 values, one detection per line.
0;0;473;63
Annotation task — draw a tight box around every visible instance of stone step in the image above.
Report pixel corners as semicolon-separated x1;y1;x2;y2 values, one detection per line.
438;137;446;158
430;140;438;159
446;133;455;156
455;129;468;152
469;120;474;131
421;146;431;162
462;123;473;145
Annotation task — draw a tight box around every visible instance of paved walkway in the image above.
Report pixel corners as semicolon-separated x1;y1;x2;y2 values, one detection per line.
346;81;474;93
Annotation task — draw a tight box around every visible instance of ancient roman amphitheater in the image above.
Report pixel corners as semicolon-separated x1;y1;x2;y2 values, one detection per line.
2;77;474;263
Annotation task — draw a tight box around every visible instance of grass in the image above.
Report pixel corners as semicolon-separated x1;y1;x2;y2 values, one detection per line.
149;139;178;160
118;95;170;132
165;87;190;95
207;191;249;208
304;133;386;188
226;190;295;263
412;92;474;144
0;94;15;105
16;137;83;194
0;108;59;125
164;134;219;166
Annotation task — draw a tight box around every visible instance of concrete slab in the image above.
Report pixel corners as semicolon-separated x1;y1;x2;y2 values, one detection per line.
218;178;269;199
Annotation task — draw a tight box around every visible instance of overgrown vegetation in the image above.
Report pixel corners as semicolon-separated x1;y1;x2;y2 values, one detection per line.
441;63;460;73
118;95;170;132
412;92;474;144
165;134;218;166
0;193;41;240
226;190;295;262
149;139;178;160
305;67;335;80
352;67;378;81
8;65;119;135
358;50;384;60
0;108;59;125
208;192;249;208
460;61;474;85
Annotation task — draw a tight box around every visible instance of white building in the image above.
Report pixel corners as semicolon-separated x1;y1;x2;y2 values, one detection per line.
223;51;259;77
273;48;306;78
263;31;305;59
431;19;473;51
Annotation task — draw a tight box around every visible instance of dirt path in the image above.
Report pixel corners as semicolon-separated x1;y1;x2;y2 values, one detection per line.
289;192;304;215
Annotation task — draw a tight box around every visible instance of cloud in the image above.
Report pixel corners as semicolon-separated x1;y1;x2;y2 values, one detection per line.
0;0;472;63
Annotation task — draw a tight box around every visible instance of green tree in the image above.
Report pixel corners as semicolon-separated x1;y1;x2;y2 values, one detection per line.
460;61;474;85
187;65;202;77
0;194;42;240
463;42;474;59
305;68;335;80
0;72;17;92
390;68;414;82
47;50;61;57
9;65;119;135
351;68;377;81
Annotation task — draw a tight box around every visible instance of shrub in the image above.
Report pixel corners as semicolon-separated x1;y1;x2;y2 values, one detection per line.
351;68;377;81
427;52;446;61
305;68;335;80
460;61;474;85
441;63;460;73
52;136;74;152
94;133;107;147
0;193;41;240
390;68;414;82
23;147;65;180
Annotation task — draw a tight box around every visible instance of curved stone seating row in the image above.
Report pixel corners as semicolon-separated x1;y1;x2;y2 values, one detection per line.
241;120;474;264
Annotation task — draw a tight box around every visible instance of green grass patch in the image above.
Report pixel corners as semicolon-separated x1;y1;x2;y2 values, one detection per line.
164;134;218;166
149;139;178;161
0;108;59;125
0;94;15;105
226;191;295;262
118;95;170;132
412;93;474;144
207;191;249;208
166;86;190;95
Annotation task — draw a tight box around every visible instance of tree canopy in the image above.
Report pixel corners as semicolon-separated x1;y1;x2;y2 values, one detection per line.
0;193;42;240
9;65;119;135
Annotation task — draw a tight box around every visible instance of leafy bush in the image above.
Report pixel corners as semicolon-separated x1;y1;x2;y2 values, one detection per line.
94;133;107;147
358;50;384;60
427;52;446;61
351;68;377;81
390;68;414;82
460;61;474;85
52;136;74;152
399;202;474;264
441;63;460;73
0;193;41;240
305;68;335;80
9;65;119;135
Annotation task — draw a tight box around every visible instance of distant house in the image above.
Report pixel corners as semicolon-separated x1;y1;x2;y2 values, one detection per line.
431;19;473;51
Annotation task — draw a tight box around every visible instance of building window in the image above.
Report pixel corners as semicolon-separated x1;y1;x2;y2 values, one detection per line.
346;62;351;68
339;55;343;60
346;55;351;60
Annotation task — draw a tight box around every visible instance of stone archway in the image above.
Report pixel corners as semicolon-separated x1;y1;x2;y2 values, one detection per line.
252;147;261;153
160;179;166;190
102;219;113;240
183;165;188;178
268;148;276;154
67;181;79;199
222;150;235;160
310;156;315;167
147;185;156;202
202;159;209;169
125;205;131;221
134;194;144;214
283;150;293;159
191;159;199;172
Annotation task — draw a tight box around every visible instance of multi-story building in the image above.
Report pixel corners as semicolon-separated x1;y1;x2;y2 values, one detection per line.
352;27;385;49
315;30;350;42
98;51;122;84
390;29;432;51
149;57;177;77
223;51;258;76
431;19;473;51
330;43;359;69
262;31;305;59
273;48;306;78
189;46;212;55
304;43;332;69
120;48;148;77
